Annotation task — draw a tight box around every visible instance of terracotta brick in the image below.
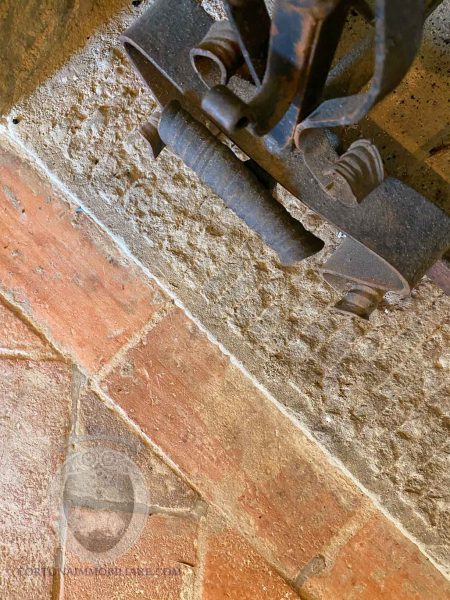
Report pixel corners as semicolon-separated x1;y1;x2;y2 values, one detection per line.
102;308;364;579
64;514;198;600
202;513;299;600
299;513;450;599
77;389;202;511
0;139;167;371
0;296;57;358
0;358;71;600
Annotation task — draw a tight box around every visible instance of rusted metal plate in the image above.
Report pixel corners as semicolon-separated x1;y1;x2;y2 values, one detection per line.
121;0;450;300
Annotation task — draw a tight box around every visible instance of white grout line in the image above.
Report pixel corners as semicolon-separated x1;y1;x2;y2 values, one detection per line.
96;302;174;381
89;379;205;497
0;348;60;360
192;510;209;600
2;125;449;581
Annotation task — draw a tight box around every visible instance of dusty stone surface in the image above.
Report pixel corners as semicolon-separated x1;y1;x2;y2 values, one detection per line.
4;0;450;571
0;0;133;115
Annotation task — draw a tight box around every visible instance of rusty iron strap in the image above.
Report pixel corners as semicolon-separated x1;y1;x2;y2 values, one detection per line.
222;0;271;86
297;0;425;132
202;0;350;144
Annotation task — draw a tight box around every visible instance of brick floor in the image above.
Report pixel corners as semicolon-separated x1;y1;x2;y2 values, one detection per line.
0;138;449;599
299;514;450;600
0;136;167;371
64;514;199;600
0;296;57;359
101;307;366;579
201;510;298;600
0;316;70;599
77;389;202;512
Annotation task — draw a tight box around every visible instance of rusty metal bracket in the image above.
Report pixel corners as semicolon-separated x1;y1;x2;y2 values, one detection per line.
202;0;351;146
190;21;244;88
121;0;450;319
297;0;425;133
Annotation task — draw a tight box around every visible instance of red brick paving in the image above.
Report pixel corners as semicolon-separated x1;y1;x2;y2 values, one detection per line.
101;307;365;580
64;514;198;600
0;349;70;598
0;139;449;599
300;513;450;600
77;388;202;512
201;511;298;600
0;296;56;357
0;138;166;371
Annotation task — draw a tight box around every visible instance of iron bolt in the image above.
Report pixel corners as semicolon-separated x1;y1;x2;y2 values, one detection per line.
334;284;383;320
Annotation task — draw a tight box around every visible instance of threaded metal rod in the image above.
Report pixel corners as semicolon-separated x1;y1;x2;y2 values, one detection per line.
158;102;324;265
190;20;243;88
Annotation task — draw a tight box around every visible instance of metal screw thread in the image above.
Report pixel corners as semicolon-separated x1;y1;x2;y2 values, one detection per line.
190;21;243;87
334;284;383;320
332;139;384;202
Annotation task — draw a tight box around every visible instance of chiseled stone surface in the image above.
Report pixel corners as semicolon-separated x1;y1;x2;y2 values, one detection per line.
4;0;450;571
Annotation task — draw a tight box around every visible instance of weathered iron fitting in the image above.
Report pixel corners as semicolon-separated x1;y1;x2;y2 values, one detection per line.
202;85;251;133
328;139;384;203
121;0;450;321
190;21;244;88
334;284;384;320
158;101;324;265
139;111;165;160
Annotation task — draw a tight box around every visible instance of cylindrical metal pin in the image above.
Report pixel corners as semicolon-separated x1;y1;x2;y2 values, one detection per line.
158;101;324;265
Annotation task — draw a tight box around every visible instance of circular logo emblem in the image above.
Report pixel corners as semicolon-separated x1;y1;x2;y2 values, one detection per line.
49;443;149;565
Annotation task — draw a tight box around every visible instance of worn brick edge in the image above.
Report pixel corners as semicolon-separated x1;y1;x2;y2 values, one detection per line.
2;126;449;584
0;293;65;362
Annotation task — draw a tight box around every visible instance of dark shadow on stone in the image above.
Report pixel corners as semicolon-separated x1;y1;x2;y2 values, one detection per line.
0;0;131;115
